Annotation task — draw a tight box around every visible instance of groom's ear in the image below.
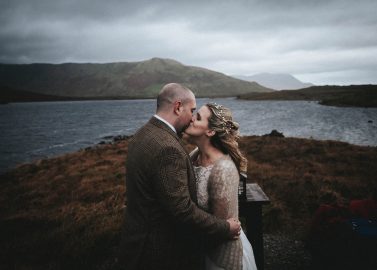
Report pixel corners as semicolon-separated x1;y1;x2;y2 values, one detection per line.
173;100;182;115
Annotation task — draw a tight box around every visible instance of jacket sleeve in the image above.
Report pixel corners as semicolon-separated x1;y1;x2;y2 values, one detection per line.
153;146;229;239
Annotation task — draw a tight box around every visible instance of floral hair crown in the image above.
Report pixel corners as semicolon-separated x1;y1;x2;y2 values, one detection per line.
208;103;235;134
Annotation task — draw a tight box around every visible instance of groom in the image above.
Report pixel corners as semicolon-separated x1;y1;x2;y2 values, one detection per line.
118;83;241;270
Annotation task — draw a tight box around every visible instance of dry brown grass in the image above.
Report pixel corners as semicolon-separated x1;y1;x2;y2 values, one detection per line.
239;136;377;234
0;140;128;269
1;135;376;269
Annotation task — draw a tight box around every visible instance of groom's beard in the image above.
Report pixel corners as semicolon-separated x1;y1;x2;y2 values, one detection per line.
178;123;191;138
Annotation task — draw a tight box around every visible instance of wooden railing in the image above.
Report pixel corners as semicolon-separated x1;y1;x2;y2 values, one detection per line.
239;183;270;270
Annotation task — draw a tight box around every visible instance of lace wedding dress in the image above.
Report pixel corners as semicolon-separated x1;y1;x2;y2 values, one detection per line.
192;150;258;270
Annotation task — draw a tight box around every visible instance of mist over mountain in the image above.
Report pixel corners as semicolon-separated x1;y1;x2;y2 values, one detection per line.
0;58;272;102
234;73;314;90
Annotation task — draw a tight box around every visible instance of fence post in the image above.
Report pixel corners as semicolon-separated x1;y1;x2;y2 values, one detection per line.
239;183;270;270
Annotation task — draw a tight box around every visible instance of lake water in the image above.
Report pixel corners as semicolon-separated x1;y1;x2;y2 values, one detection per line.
1;98;376;174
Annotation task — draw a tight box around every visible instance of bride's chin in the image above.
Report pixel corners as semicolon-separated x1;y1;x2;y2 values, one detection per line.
182;132;190;140
182;127;192;135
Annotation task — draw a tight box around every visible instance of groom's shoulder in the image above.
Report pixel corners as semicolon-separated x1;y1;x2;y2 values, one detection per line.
133;121;180;149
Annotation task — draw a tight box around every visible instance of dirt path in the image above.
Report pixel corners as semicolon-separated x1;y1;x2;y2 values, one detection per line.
263;233;313;270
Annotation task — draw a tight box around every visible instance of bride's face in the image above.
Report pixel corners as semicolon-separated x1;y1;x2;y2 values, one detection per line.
184;105;214;139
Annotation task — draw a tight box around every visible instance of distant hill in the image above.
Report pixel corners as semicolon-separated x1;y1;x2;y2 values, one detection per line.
0;85;84;104
234;73;313;90
0;58;272;102
239;85;377;107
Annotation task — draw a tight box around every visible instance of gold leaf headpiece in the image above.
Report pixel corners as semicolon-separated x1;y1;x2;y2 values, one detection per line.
208;103;234;134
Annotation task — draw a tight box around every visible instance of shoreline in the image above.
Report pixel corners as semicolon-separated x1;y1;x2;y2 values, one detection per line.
2;91;376;108
238;84;377;108
2;131;377;176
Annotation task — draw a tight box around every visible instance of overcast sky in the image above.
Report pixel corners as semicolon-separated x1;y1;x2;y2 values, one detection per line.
1;0;376;85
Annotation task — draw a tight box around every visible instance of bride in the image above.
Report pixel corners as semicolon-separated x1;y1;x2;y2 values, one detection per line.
184;102;257;270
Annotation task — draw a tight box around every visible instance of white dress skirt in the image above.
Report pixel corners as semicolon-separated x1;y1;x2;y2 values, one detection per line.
205;229;258;270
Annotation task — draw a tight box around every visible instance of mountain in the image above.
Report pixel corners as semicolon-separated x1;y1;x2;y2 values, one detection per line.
234;73;313;90
0;58;272;102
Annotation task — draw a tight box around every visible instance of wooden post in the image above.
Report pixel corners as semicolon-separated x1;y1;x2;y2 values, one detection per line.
239;183;270;270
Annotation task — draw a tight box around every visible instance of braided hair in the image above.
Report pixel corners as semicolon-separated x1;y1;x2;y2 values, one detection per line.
206;103;247;173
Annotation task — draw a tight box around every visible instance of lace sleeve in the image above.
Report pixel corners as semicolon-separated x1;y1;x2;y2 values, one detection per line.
207;158;239;219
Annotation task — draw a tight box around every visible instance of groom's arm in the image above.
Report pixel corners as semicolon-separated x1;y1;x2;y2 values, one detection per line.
154;146;236;239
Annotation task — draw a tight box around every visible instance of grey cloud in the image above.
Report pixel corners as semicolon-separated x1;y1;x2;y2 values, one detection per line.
1;0;377;84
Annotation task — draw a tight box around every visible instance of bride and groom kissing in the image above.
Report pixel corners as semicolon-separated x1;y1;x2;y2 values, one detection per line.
118;83;257;270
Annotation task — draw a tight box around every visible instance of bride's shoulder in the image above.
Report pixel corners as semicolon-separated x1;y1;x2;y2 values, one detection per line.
209;157;239;187
211;155;237;175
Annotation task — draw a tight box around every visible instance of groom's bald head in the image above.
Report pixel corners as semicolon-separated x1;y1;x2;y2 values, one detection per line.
156;83;195;113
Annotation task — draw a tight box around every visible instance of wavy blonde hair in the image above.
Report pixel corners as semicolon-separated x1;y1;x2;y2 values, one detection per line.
206;103;247;173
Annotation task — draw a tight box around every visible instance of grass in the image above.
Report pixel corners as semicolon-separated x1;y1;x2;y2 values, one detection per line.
239;137;377;234
1;135;376;269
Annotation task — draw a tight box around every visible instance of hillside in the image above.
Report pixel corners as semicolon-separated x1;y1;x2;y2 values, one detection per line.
234;73;313;90
1;135;376;269
239;84;377;107
0;85;82;103
0;58;272;102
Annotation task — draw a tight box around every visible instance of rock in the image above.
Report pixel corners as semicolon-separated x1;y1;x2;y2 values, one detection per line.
113;135;132;142
263;130;285;138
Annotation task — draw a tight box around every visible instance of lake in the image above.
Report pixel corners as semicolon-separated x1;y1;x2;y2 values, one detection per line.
1;98;376;174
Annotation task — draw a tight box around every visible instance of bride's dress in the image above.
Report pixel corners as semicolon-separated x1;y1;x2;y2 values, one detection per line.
193;154;257;270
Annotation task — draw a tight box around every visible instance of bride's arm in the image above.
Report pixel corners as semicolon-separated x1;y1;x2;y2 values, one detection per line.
208;159;240;219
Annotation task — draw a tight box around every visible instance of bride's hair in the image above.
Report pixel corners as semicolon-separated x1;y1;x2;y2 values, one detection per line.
206;103;247;173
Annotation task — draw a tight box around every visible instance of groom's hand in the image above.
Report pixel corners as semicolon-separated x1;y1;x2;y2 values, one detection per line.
226;218;241;240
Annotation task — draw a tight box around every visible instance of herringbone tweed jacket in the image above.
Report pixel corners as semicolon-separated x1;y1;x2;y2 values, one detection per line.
118;117;229;270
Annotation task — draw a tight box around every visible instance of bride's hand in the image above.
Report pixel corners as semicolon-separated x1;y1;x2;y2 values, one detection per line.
226;218;241;240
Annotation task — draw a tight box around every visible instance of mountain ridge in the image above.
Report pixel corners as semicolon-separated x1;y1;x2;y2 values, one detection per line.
234;72;313;90
0;58;272;102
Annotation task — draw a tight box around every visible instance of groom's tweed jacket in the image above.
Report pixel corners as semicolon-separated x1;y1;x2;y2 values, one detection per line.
119;117;229;270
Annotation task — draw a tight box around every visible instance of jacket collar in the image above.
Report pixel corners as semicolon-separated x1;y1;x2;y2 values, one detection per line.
153;115;176;133
149;116;180;140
